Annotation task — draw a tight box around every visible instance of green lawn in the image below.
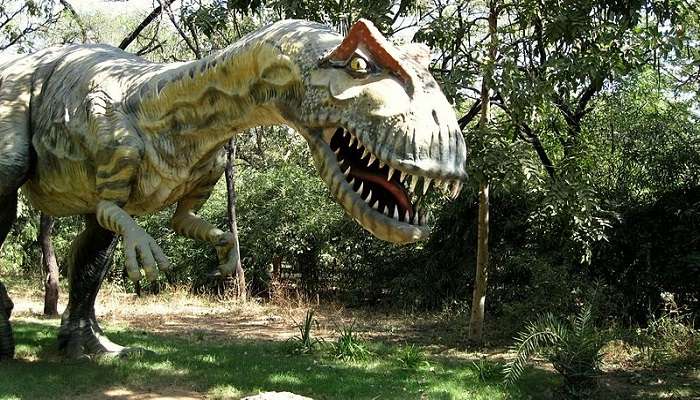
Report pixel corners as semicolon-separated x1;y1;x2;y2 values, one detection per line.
0;319;555;400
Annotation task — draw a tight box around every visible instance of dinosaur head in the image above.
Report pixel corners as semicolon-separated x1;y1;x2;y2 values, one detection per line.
275;20;467;243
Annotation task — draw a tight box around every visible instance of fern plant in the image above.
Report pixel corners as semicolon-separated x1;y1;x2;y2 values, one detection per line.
504;304;605;388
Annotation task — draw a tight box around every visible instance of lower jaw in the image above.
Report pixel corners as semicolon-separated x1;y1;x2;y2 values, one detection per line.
306;133;430;244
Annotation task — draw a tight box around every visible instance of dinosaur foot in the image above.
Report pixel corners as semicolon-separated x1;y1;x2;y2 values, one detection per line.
0;327;14;361
58;316;152;359
0;283;15;360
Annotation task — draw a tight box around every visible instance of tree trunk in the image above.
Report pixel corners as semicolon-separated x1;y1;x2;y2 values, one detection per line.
39;214;59;316
225;138;246;300
469;183;490;341
468;1;498;343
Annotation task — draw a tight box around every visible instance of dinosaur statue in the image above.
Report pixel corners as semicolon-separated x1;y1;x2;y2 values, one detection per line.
0;19;466;359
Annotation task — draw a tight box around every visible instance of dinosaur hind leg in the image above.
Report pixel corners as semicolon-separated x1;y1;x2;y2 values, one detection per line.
57;215;148;359
0;178;25;361
0;192;19;361
0;63;35;360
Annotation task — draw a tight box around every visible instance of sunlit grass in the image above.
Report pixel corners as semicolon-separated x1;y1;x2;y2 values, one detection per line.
0;319;553;400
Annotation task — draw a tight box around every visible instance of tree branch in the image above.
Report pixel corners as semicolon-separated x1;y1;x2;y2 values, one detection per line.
59;0;87;43
159;0;201;58
119;0;175;50
459;99;482;129
518;123;556;180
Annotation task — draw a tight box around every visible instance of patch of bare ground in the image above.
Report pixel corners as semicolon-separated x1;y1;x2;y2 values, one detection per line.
73;386;203;400
7;283;474;347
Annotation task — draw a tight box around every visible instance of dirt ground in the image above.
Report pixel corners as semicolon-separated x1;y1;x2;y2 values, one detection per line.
9;284;471;348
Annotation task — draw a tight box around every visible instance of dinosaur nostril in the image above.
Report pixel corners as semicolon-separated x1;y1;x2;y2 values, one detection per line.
432;109;439;125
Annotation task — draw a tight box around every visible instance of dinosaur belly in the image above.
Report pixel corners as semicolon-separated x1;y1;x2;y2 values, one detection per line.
22;160;101;216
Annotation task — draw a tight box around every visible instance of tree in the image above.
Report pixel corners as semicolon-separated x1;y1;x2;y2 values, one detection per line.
0;0;60;51
468;0;498;343
225;138;246;299
38;214;59;316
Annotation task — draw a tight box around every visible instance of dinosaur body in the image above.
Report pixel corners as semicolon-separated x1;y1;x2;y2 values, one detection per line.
0;19;466;359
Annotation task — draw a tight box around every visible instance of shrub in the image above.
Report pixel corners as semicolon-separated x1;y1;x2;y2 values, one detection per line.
287;309;321;354
470;357;504;382
504;304;606;392
332;322;372;361
635;310;699;368
394;344;430;370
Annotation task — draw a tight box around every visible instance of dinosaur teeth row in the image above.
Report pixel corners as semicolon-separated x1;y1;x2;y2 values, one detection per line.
337;128;463;199
346;173;431;225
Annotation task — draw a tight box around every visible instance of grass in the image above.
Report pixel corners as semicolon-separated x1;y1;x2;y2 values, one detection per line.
0;318;555;400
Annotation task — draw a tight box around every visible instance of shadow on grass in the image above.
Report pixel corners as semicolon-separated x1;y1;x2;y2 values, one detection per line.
1;320;555;400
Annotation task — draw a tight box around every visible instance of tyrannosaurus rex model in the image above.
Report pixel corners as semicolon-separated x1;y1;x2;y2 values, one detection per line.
0;19;466;359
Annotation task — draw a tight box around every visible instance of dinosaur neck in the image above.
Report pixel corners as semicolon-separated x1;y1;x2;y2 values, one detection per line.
135;46;289;138
130;43;299;167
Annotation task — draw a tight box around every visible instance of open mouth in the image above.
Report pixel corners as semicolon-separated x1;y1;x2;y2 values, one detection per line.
329;127;427;224
309;125;463;243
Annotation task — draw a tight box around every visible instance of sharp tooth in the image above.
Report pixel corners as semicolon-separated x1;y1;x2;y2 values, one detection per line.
357;182;364;194
423;178;432;195
379;161;385;169
393;206;399;220
404;210;410;223
349;177;355;186
334;148;340;155
349;136;356;147
400;171;407;182
372;200;379;210
364;189;373;203
368;154;376;166
387;167;395;181
409;176;419;193
412;212;419;225
362;148;369;159
451;181;462;198
343;165;351;176
382;206;389;216
343;130;349;138
356;139;362;150
442;180;451;193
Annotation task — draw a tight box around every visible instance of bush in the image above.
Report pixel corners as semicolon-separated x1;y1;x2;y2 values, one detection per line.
394;344;430;371
504;304;606;393
634;309;699;368
287;309;321;354
332;322;372;361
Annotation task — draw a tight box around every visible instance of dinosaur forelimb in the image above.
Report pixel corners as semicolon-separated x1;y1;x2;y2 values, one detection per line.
171;208;238;275
96;200;170;281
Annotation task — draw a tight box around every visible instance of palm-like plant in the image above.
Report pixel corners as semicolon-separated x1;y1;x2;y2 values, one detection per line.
288;309;321;354
504;304;606;388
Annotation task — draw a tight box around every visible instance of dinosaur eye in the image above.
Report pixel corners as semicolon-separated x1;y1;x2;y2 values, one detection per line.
348;56;369;73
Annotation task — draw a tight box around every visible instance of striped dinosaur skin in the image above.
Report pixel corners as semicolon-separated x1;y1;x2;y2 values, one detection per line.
0;19;466;358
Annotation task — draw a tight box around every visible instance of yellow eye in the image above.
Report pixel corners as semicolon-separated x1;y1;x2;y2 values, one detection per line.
349;57;368;73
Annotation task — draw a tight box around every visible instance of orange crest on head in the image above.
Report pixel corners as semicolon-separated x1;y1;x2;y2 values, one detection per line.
324;19;413;89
